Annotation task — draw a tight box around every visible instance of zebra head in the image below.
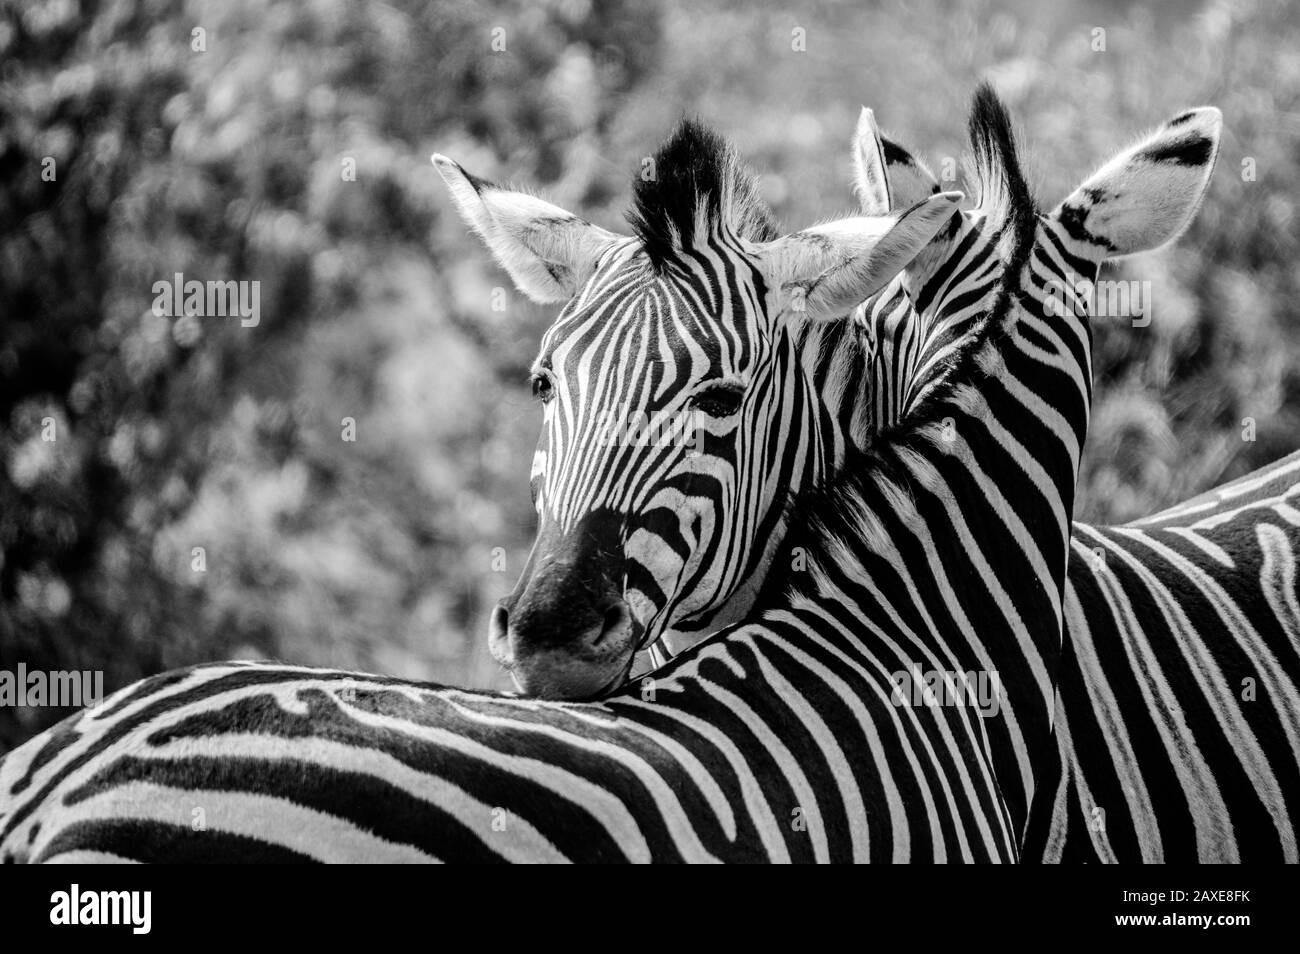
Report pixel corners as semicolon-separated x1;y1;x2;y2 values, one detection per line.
852;97;1224;312
435;122;961;698
849;96;1223;439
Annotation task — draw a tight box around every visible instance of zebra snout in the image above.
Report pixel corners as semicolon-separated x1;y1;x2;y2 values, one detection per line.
489;596;639;699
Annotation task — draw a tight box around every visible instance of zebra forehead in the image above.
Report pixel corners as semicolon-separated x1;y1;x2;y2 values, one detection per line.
625;118;780;271
546;261;766;360
544;309;737;382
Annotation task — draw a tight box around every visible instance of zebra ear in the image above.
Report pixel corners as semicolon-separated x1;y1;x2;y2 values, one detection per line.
852;108;892;215
762;191;964;321
1049;107;1222;260
852;108;942;214
433;154;620;303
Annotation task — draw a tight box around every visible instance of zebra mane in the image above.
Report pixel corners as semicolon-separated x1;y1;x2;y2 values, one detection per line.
966;82;1037;247
626;119;781;270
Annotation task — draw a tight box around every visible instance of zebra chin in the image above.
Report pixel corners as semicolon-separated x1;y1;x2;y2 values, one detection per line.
489;597;642;700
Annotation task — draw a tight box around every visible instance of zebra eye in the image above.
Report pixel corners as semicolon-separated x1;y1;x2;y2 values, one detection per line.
531;372;554;403
692;382;744;418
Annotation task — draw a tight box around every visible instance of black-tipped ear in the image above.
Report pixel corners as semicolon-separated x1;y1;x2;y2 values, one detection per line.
1049;107;1222;260
852;107;942;216
433;154;620;303
881;136;943;210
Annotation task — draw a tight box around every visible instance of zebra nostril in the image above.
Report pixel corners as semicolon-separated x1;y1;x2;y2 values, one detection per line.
489;603;511;652
593;600;632;648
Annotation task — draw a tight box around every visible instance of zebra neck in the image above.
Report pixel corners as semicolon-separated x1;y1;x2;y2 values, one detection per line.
860;220;1002;436
903;212;980;307
771;213;1095;836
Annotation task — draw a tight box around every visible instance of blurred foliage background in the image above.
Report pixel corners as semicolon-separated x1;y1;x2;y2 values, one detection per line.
2;0;1297;751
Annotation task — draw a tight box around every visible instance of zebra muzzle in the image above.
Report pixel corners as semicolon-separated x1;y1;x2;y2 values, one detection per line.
489;596;640;700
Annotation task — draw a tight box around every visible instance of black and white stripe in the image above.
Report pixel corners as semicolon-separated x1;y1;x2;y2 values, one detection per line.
1027;450;1300;862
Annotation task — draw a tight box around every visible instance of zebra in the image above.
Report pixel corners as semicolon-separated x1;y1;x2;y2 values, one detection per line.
434;122;961;700
0;88;1219;861
845;110;1300;862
